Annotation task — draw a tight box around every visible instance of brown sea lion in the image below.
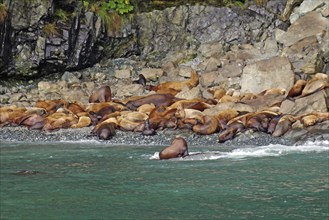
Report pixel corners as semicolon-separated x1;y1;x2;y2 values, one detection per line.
272;115;296;137
218;121;245;143
159;137;189;160
16;113;45;130
71;115;92;128
149;70;199;94
299;112;329;127
35;100;66;115
126;93;180;110
301;73;329;97
89;85;112;103
133;74;147;86
192;115;218;135
91;122;116;140
286;79;307;99
214;109;239;130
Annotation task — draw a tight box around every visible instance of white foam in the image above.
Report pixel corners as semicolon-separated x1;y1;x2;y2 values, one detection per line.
149;140;329;161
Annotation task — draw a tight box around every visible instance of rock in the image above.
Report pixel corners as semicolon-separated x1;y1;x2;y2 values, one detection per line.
198;42;224;58
61;72;80;84
276;11;328;47
203;57;220;73
62;90;89;105
114;84;144;98
175;86;202;100
115;69;131;79
218;62;243;78
37;81;59;93
321;5;329;17
289;0;326;23
240;56;294;94
0;94;10;103
140;68;164;82
281;0;303;21
280;89;328;115
178;66;193;77
200;71;221;88
282;36;324;74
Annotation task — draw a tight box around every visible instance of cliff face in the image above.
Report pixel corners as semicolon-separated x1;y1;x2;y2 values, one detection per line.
0;0;288;78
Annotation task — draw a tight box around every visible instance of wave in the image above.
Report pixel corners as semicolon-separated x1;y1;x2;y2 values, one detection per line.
149;140;329;161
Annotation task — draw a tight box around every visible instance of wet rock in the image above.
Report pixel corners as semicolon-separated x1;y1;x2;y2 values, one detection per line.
0;94;10;103
240;56;294;93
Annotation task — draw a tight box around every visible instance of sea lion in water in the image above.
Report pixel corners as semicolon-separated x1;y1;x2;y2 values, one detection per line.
89;86;112;103
159;137;189;160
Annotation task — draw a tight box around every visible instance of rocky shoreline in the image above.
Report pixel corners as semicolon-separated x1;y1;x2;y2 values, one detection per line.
1;1;328;149
1;121;328;148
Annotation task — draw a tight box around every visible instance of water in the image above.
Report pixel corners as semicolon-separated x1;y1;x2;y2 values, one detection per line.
1;141;328;220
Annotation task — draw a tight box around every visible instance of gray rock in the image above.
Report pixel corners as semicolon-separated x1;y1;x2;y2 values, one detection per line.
240;56;294;94
115;69;131;79
289;0;326;23
280;89;328;115
277;11;328;47
140;68;164;82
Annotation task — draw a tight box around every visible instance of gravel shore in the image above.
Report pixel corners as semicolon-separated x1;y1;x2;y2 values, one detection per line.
0;126;295;147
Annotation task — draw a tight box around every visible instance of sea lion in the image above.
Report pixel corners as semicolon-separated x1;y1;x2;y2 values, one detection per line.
89;85;112;103
133;74;147;86
126;93;180;111
272;115;296;137
218;121;245;143
214;109;239;130
301;73;329;97
16;113;45;130
148;70;199;94
91;122;116;140
71;115;92;128
192;115;218;135
286;79;307;99
299;112;329;127
159;137;189;160
35;100;66;115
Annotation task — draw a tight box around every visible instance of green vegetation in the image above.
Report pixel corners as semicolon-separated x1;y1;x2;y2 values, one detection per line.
81;0;134;35
0;3;8;24
55;8;69;22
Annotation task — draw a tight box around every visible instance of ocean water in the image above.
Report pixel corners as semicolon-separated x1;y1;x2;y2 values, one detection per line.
0;140;328;220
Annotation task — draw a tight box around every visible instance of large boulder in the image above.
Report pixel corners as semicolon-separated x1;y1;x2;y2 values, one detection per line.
276;11;328;47
240;56;294;93
280;89;328;115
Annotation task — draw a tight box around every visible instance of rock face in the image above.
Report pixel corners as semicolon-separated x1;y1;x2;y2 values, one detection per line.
240;56;295;93
0;0;287;78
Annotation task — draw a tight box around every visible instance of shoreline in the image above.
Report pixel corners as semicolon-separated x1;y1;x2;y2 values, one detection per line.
2;124;328;147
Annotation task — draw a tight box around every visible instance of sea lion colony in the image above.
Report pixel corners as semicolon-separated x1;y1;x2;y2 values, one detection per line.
0;70;328;143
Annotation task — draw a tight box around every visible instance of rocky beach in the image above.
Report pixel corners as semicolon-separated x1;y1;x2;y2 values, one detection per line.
0;0;328;147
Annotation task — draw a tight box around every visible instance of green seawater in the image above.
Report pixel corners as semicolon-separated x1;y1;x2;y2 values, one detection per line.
0;141;328;220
